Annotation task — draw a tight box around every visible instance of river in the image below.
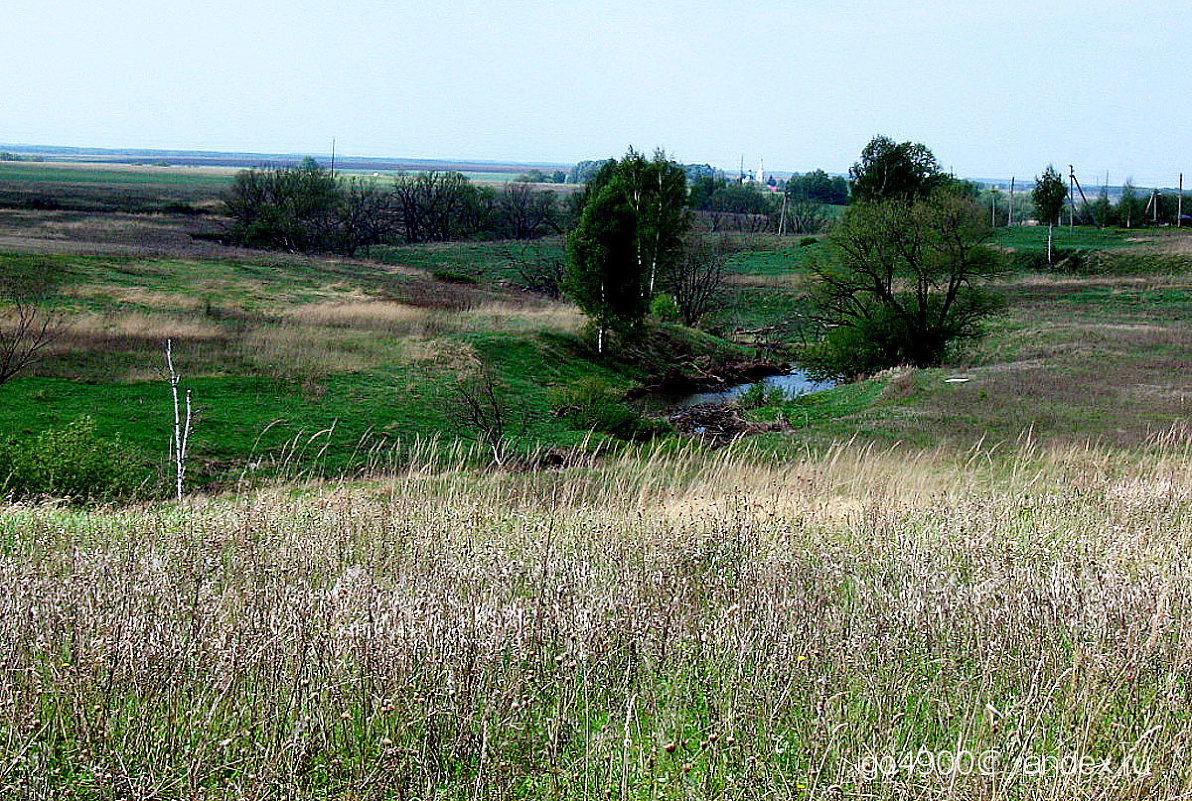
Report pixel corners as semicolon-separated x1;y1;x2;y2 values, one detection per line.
673;367;832;408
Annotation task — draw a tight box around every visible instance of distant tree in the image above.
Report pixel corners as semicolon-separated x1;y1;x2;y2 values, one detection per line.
550;170;567;184
334;176;398;256
784;198;830;235
683;163;719;182
1117;180;1141;229
787;169;849;205
1090;185;1115;229
496;182;557;239
688;176;777;232
803;187;1004;379
848;136;948;202
392;171;480;243
1032;165;1068;264
223;157;341;253
568;159;614;185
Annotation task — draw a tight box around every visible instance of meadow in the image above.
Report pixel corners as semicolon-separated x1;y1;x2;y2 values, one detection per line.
3;437;1190;799
1;164;1191;798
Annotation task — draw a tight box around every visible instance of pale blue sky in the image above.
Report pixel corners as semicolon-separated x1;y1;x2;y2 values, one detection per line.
4;1;1189;185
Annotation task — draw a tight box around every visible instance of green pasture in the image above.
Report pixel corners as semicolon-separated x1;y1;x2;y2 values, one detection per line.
0;162;235;189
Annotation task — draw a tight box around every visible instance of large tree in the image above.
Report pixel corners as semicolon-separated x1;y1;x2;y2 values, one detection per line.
803;187;1004;379
564;149;689;351
848;135;948;202
565;176;644;353
613;149;690;296
1032;166;1068;265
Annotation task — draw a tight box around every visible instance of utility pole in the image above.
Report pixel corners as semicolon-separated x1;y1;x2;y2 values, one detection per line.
778;191;788;236
1068;165;1096;227
330;138;336;177
1180;173;1184;228
1069;167;1075;231
1008;177;1015;226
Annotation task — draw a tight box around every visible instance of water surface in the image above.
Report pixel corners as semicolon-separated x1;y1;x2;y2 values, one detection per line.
674;368;832;408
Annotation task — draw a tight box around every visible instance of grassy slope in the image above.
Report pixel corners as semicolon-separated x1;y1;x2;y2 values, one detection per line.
0;249;643;485
726;225;1192;450
3;441;1189;798
0;242;753;489
4;221;1191;489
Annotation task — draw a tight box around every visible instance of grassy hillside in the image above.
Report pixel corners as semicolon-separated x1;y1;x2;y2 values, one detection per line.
2;440;1189;798
1;217;1191;493
0;250;659;489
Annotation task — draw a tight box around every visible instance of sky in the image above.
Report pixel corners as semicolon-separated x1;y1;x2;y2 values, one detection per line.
3;0;1189;186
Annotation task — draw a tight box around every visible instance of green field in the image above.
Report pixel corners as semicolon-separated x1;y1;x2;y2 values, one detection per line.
0;162;237;189
0;249;655;489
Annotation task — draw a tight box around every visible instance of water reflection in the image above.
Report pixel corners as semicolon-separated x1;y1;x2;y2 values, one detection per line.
675;369;832;408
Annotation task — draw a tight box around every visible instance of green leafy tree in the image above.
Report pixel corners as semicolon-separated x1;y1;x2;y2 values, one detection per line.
848;136;947;202
565;177;646;353
1117;180;1141;229
564;149;690;351
786;169;849;205
803;187;1004;379
687;176;777;232
568;159;614;185
1090;185;1115;228
1032;166;1068;264
609;149;689;295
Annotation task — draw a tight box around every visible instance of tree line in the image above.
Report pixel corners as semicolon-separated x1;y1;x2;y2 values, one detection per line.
222;157;567;255
685;170;848;234
221;153;862;255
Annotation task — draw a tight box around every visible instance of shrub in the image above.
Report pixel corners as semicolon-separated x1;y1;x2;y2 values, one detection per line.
552;378;666;440
799;236;819;247
432;270;479;284
650;293;681;324
0;417;147;501
736;381;786;410
1008;249;1052;273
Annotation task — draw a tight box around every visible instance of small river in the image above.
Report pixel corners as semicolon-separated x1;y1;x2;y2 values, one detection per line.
674;367;833;408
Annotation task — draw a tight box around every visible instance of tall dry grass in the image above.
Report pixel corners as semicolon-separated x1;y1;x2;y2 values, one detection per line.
1;438;1190;799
